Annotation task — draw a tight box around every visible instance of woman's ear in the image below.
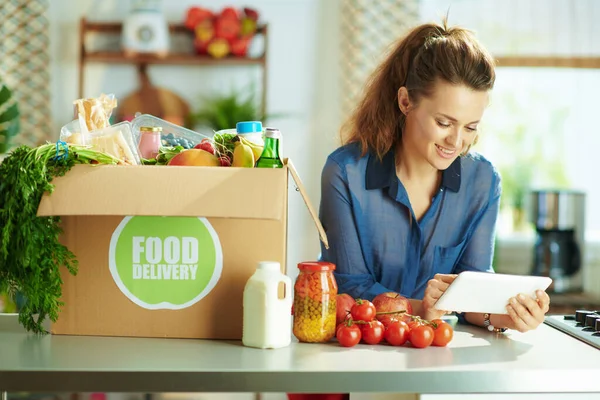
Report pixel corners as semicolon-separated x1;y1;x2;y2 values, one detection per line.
397;87;411;115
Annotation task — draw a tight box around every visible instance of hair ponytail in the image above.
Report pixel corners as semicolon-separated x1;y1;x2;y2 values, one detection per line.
341;20;495;159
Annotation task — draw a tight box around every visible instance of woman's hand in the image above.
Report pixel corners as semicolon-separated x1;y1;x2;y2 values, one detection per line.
421;273;458;320
498;290;550;333
490;290;550;333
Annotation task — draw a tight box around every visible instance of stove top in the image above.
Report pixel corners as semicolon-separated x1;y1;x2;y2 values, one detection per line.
545;311;600;350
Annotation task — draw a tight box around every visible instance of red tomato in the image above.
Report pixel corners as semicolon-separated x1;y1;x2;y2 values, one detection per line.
408;325;434;348
336;323;361;347
384;320;409;346
350;299;376;322
431;320;454;347
360;320;385;345
407;319;423;332
378;314;410;328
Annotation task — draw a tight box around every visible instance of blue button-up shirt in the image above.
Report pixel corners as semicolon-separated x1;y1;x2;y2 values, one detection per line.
318;143;501;302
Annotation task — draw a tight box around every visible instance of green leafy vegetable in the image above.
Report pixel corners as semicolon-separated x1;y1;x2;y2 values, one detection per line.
212;132;238;160
0;143;120;334
140;145;186;166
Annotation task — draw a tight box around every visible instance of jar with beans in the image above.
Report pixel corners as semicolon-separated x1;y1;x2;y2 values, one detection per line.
292;261;337;343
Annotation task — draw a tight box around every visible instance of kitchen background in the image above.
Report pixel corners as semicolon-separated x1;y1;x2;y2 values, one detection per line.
1;0;600;398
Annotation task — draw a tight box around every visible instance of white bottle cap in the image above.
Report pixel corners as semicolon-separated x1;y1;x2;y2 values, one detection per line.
257;261;281;272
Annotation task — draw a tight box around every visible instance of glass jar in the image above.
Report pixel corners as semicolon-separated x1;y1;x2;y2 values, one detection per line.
138;126;162;159
292;261;337;343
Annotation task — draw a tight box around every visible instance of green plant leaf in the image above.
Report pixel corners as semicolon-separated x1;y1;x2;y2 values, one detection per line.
189;84;284;131
0;81;20;154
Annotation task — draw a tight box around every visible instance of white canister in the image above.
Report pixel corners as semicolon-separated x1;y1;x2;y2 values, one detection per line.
242;261;292;349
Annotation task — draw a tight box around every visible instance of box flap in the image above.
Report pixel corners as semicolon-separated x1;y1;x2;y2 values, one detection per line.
37;164;286;220
285;159;329;249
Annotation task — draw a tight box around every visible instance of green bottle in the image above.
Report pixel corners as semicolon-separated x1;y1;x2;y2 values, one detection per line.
255;127;283;168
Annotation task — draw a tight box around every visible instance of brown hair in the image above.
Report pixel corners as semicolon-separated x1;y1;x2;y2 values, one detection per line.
342;20;496;159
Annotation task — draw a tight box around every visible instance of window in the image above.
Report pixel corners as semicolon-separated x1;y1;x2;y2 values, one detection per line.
420;0;600;236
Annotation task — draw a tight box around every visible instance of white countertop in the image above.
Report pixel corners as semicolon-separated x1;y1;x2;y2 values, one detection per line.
0;314;599;394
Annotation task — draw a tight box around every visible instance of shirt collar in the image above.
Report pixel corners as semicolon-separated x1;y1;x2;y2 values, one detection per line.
365;148;461;192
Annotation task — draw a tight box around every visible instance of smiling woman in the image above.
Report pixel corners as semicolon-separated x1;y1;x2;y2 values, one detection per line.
320;18;551;333
290;18;553;400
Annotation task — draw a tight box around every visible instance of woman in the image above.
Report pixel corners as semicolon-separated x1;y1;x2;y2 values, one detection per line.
319;20;550;333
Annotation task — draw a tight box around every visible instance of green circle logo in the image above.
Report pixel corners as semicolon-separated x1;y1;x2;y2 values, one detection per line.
109;216;223;310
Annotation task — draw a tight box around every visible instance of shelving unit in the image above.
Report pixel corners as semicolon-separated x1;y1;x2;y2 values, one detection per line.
78;18;269;115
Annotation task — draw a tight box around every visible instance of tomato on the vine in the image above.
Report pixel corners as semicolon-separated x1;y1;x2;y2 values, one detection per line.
431;319;454;347
407;319;423;332
350;299;376;322
336;323;361;347
408;325;434;348
360;320;385;345
384;320;409;346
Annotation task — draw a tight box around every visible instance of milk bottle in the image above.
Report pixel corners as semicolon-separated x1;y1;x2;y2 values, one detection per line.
242;261;292;349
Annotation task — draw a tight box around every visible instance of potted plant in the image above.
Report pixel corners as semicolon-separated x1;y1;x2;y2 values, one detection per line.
0;80;20;157
188;84;280;132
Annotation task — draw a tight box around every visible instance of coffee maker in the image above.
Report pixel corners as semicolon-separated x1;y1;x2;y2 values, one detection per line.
529;190;586;293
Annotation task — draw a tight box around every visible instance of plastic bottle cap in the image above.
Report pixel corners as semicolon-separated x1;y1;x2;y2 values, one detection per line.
264;128;281;139
236;121;263;134
257;261;281;272
298;261;335;272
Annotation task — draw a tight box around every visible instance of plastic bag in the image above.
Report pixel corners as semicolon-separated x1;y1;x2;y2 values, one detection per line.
88;121;141;165
73;93;117;132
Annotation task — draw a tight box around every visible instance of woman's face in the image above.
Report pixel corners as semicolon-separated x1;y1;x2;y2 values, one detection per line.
399;80;489;170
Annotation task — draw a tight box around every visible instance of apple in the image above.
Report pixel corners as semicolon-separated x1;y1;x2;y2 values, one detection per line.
195;19;215;43
167;149;220;166
230;37;251;57
207;38;230;59
372;292;412;326
214;16;241;41
220;7;239;20
336;293;355;325
194;138;215;155
185;7;214;30
240;17;257;37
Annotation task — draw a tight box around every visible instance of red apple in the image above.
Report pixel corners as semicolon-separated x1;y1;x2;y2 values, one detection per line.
372;292;412;326
214;17;241;41
230;37;251;57
220;7;239;20
336;293;355;325
185;7;214;30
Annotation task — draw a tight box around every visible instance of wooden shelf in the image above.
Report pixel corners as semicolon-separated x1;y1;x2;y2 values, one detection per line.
78;18;269;114
85;51;266;66
495;56;600;69
82;20;267;35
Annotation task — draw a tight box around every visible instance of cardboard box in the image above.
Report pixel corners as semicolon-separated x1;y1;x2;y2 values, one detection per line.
37;160;327;339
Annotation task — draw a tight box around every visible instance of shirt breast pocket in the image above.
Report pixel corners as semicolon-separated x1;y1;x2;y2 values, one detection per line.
432;238;467;274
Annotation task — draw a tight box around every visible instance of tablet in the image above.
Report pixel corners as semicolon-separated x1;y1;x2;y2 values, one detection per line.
434;271;552;315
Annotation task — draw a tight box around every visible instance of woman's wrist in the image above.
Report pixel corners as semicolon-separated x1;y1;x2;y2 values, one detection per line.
464;312;509;331
408;299;423;317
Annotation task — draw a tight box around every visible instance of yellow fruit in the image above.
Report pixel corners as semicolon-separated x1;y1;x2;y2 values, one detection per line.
239;136;264;161
232;142;255;168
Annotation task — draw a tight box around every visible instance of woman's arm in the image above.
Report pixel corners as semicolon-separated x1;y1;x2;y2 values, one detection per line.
319;157;395;300
453;170;503;327
453;171;550;332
